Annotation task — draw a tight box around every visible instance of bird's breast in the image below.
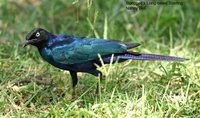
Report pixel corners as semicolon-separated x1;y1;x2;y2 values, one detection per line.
38;47;65;69
38;47;97;72
38;48;73;71
39;48;53;62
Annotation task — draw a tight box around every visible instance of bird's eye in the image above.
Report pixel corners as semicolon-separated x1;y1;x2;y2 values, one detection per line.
36;32;40;37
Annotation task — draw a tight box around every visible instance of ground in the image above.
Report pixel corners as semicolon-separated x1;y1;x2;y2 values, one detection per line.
0;0;199;117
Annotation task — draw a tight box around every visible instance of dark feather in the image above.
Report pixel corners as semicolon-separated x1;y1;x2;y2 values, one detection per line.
118;52;189;61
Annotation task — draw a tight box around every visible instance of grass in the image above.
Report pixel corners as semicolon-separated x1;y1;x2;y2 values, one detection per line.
0;0;199;117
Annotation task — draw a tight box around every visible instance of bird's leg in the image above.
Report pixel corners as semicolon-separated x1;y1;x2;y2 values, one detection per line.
89;70;103;96
69;71;78;95
96;71;102;96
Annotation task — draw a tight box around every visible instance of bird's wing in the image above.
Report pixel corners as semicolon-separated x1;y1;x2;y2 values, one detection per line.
50;37;136;64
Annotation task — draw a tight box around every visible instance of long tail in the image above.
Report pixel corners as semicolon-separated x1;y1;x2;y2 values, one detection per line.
118;52;189;61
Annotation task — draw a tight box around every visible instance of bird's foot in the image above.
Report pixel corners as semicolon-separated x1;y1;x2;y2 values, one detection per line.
72;87;76;97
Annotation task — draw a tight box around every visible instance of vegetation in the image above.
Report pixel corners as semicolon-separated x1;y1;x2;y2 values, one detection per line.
0;0;199;117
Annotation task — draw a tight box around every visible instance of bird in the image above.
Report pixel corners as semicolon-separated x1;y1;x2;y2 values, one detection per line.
23;28;188;95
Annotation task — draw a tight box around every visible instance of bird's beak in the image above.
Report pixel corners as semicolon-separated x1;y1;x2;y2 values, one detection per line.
23;40;31;47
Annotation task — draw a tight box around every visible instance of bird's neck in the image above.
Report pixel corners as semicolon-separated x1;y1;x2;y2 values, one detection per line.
36;33;57;49
36;33;56;64
48;33;57;41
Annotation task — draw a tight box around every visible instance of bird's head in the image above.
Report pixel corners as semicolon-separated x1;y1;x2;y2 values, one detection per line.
23;28;49;47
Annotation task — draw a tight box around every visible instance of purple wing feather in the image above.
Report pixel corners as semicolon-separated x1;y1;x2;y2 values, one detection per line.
103;52;189;63
119;52;189;61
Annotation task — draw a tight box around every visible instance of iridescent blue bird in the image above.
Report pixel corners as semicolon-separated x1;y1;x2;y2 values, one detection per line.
23;28;188;94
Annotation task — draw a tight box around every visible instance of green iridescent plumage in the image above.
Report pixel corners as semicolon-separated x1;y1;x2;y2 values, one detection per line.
23;28;189;95
50;38;128;64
